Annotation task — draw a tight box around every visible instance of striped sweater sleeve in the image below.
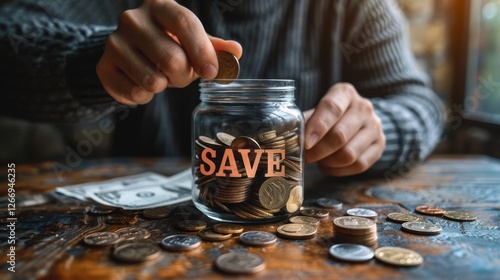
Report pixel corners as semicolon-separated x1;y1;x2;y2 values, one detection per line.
341;0;445;176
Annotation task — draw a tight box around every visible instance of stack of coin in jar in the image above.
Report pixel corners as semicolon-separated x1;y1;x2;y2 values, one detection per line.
194;128;303;220
333;216;378;248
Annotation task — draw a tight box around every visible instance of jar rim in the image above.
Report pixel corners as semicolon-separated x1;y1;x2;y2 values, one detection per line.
200;79;295;92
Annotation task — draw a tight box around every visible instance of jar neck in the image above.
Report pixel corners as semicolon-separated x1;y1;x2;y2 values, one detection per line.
200;79;295;102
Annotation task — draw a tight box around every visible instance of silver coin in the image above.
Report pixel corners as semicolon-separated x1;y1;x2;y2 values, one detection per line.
83;232;122;246
215;252;266;274
316;198;343;209
113;240;161;263
161;234;201;251
115;227;151;240
346;208;377;218
401;221;442;235
239;231;277;247
300;208;329;219
329;243;375;262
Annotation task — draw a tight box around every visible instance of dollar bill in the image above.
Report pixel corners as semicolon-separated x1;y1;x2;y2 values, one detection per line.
55;169;193;209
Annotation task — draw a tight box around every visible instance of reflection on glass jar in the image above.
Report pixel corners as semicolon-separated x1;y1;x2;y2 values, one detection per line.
192;79;304;223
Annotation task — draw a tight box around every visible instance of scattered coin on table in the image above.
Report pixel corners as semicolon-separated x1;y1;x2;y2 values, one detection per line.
387;212;423;223
178;220;207;231
239;231;277;247
213;223;244;234
443;210;477;222
83;232;122;247
300;208;329;219
161;234;202;252
198;228;232;242
401;221;442;235
289;215;320;227
329;243;375;262
87;205;116;215
142;206;172;219
374;247;423;267
112;239;161;263
346;208;378;219
215;252;266;274
115;227;151;240
415;205;445;216
276;223;317;239
316;197;343;209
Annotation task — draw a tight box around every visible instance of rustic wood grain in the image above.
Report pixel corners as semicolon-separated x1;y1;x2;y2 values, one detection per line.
0;155;499;279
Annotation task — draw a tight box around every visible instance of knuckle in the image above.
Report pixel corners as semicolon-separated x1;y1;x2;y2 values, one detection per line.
172;9;196;31
338;82;356;94
330;126;349;146
159;51;184;75
322;98;344;118
130;87;153;105
355;158;370;172
341;147;357;165
118;10;138;28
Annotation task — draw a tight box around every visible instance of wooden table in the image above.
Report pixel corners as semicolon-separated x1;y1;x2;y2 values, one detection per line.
1;155;499;279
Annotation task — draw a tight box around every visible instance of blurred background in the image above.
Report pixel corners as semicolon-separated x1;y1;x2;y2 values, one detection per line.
0;0;499;162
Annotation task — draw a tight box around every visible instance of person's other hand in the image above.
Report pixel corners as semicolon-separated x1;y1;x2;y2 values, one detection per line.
96;0;242;105
304;83;386;176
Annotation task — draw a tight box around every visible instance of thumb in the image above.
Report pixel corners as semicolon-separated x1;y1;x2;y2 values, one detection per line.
208;35;243;59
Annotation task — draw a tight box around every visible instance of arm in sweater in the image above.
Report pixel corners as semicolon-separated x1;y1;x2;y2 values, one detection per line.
0;0;139;123
342;0;445;176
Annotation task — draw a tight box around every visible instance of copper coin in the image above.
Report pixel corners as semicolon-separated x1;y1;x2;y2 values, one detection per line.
83;232;122;247
213;223;244;234
87;205;116;215
198;229;232;242
375;247;423;267
289;216;320;227
276;223;317;239
443;211;477;222
387;212;423;223
142;206;172;219
115;227;151;240
415;205;445;216
161;234;201;252
231;136;261;150
215;252;265;274
178;220;207;231
113;240;161;263
214;51;240;83
258;177;290;210
239;231;277;247
402;221;442;235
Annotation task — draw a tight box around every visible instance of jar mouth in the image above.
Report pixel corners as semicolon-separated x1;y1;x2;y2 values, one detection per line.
200;79;295;93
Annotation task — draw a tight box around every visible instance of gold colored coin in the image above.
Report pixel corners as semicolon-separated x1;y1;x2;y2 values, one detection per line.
216;132;235;146
198;228;232;242
276;223;317;239
375;247;423;267
285;185;303;213
387;212;423;223
289;216;320;227
178;220;207;231
214;51;240;84
415;205;445;216
443;211;477;222
213;223;244;234
401;221;442;235
258;177;290;210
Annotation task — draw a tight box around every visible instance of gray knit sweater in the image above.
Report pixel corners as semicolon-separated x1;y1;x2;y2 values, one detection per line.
0;0;444;176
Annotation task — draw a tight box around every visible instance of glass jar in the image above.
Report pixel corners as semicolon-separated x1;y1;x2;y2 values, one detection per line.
192;79;304;223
